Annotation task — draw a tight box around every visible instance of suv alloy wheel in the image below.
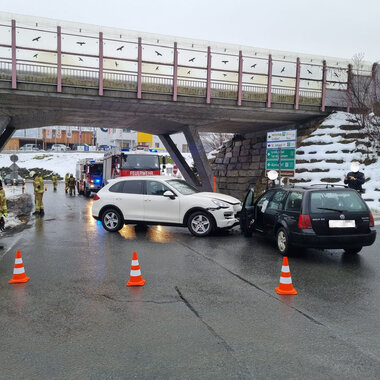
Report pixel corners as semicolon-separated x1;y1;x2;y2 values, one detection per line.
187;211;214;237
101;208;123;232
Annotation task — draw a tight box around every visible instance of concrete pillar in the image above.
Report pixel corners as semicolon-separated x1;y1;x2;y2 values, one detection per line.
0;117;15;151
159;133;200;188
182;125;213;192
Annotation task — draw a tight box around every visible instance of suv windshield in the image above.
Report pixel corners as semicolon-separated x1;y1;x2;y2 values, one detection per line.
166;179;199;195
310;190;367;213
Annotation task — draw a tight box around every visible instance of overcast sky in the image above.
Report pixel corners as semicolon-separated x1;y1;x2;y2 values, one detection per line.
1;0;379;62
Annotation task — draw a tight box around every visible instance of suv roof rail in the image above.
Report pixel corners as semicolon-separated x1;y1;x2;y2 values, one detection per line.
308;184;348;189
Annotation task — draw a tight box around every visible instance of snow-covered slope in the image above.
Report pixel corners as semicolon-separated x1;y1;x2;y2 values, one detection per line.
293;112;380;212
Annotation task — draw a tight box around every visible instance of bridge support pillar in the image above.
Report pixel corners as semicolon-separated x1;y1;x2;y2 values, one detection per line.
0;117;14;151
159;133;200;188
182;125;213;192
159;126;213;192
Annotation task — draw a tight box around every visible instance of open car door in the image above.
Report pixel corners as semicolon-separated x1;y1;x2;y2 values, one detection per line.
240;188;256;237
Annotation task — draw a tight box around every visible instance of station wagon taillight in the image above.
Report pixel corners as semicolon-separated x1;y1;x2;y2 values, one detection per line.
369;213;375;227
298;214;312;229
93;194;100;201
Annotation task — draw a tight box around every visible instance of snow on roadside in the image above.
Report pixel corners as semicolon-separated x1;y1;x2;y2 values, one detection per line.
0;152;104;178
294;111;380;212
1;186;26;230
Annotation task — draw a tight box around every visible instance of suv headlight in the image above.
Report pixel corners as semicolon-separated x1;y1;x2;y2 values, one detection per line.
212;199;229;208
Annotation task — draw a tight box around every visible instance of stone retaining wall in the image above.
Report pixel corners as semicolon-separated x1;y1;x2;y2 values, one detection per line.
210;124;319;201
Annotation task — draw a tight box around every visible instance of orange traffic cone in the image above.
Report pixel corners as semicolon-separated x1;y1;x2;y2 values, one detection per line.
275;256;297;295
9;250;30;284
126;251;145;286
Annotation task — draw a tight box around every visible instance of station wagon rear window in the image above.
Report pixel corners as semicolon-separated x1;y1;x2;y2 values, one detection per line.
310;191;367;213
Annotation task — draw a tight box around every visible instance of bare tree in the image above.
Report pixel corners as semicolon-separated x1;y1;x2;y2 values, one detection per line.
347;53;380;154
200;132;234;152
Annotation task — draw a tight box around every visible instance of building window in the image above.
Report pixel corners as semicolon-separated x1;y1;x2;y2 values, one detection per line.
155;143;160;148
182;144;188;153
123;129;131;133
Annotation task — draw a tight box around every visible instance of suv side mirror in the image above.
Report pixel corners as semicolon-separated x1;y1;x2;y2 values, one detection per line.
163;190;176;200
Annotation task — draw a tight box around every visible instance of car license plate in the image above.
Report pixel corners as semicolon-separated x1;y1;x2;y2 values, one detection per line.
329;220;355;228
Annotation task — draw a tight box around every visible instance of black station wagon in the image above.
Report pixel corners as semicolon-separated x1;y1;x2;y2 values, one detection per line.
240;185;376;255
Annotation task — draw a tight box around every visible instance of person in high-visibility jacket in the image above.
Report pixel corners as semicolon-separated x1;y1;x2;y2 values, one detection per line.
52;173;58;191
68;174;76;196
0;180;8;239
64;173;69;193
33;173;45;216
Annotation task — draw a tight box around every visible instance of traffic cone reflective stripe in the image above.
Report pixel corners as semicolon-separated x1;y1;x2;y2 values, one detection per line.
275;256;297;295
127;252;145;286
9;250;30;284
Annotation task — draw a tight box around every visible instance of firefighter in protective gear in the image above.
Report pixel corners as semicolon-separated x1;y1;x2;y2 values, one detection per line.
52;173;58;191
33;173;45;216
0;180;7;235
65;173;69;193
68;174;76;196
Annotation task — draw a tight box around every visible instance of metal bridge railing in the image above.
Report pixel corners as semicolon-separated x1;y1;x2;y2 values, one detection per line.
210;82;238;100
271;86;296;104
0;60;12;81
16;62;57;84
241;84;267;102
103;71;137;91
177;79;207;97
62;67;98;88
2;14;374;111
141;74;173;95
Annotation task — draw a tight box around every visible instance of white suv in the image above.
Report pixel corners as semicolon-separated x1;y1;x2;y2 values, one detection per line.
92;176;241;237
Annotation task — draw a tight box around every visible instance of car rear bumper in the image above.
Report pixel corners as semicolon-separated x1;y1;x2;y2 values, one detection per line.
291;229;377;249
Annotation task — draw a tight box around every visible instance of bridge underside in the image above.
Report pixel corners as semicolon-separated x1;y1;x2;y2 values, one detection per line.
0;85;328;191
0;85;326;135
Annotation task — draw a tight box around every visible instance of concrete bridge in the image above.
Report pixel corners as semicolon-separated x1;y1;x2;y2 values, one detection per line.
0;12;377;190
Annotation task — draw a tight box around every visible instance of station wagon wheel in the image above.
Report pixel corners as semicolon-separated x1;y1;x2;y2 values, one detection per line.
276;227;291;255
187;211;214;237
101;208;123;232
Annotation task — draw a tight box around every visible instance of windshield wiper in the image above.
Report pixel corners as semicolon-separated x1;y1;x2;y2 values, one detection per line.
317;207;343;213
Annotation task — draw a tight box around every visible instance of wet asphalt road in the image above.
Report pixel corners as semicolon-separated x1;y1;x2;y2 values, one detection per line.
0;183;380;379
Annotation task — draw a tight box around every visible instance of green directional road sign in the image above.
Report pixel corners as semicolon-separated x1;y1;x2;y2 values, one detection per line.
266;160;295;170
266;148;295;160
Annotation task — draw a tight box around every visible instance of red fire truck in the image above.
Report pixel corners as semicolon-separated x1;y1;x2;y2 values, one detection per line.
76;158;104;197
102;148;161;185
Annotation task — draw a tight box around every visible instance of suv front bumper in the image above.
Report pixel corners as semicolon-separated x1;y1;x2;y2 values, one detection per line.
209;207;240;229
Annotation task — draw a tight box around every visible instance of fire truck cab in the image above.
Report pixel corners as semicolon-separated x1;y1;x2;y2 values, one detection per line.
102;148;161;185
76;158;103;197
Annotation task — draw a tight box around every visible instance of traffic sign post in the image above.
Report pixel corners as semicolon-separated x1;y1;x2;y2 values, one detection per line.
266;130;297;182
